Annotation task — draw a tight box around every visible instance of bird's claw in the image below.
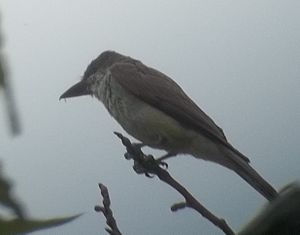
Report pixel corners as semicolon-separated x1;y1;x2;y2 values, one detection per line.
156;159;168;169
132;161;147;174
116;133;167;176
130;153;164;177
132;160;154;178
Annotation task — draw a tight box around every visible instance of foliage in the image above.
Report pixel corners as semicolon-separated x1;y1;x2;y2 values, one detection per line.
238;183;300;235
0;11;81;234
0;215;82;235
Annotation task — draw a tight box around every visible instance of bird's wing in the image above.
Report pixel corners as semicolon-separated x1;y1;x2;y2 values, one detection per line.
110;61;250;163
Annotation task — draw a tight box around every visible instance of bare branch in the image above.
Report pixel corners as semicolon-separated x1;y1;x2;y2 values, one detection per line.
0;163;25;219
95;183;122;235
0;14;21;136
114;132;235;235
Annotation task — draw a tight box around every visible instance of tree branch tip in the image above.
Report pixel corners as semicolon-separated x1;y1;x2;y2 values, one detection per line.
113;132;122;138
98;183;108;192
114;132;132;148
171;202;187;212
94;205;104;213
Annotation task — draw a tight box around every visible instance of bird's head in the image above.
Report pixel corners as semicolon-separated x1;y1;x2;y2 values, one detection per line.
60;50;125;100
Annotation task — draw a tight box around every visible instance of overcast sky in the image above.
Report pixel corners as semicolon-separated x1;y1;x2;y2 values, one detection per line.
1;1;300;234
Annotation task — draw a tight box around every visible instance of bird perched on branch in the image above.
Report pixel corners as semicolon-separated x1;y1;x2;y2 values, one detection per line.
60;50;277;201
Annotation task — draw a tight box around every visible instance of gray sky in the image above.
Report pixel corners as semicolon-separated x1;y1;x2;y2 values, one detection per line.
1;1;300;234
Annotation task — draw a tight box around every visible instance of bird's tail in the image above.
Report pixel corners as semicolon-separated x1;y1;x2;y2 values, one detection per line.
225;151;278;201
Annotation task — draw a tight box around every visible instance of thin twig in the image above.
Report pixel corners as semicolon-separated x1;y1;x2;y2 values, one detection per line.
114;132;235;235
0;163;25;219
0;18;21;136
95;183;122;235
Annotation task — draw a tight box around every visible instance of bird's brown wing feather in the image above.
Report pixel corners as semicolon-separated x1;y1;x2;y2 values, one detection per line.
110;61;250;163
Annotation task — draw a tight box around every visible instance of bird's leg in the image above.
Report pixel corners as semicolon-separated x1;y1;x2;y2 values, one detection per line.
132;142;146;149
156;152;178;162
154;152;178;168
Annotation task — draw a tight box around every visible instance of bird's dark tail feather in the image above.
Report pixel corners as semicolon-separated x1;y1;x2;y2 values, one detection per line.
226;152;278;201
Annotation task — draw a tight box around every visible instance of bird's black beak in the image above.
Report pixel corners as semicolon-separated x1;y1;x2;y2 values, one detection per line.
59;80;90;100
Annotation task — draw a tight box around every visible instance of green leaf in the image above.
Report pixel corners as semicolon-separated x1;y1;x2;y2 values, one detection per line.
0;214;82;235
238;182;300;235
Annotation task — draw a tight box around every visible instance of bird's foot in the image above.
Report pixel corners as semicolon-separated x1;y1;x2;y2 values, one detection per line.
114;132;169;176
125;151;168;175
132;142;146;149
155;159;168;169
156;152;178;161
132;154;157;177
154;152;178;169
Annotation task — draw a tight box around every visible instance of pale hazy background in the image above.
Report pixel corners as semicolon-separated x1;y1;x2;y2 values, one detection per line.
0;1;299;234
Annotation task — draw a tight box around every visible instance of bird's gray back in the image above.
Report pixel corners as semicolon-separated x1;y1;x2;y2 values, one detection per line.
109;58;250;163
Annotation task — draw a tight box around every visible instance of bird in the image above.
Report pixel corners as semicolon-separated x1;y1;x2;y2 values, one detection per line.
60;50;278;201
